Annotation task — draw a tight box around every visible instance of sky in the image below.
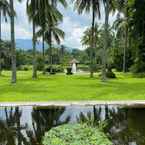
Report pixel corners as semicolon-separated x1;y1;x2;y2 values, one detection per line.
1;0;117;50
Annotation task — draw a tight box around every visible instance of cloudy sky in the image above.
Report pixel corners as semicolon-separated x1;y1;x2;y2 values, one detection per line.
1;0;117;50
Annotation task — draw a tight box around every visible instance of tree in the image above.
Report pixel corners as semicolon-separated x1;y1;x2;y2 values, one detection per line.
114;0;128;73
35;0;66;74
27;0;39;79
74;0;101;78
0;0;10;75
128;0;145;73
101;0;115;81
113;13;128;72
9;0;22;83
81;24;101;70
0;40;11;72
27;0;67;77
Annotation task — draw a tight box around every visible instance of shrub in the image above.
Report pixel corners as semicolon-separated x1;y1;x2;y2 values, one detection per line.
37;63;45;71
45;65;64;74
18;65;31;71
78;65;89;72
55;65;64;73
106;70;116;78
37;56;45;71
132;73;145;78
99;69;116;79
43;124;113;145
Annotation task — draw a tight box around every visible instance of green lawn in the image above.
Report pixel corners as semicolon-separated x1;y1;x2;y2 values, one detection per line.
0;71;145;101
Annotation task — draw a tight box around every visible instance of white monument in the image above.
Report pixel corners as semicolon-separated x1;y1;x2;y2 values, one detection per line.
72;62;77;74
70;59;79;74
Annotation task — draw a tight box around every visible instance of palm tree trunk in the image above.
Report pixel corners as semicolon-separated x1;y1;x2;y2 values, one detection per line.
49;30;53;74
123;29;127;73
32;21;37;79
123;5;128;73
0;10;2;76
102;1;109;81
10;0;17;83
90;7;95;78
42;34;45;73
42;34;45;59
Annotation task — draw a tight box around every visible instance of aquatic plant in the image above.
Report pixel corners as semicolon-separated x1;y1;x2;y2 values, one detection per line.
42;123;113;145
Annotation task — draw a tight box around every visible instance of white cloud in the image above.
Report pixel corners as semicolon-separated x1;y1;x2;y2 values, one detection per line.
60;16;88;50
1;0;32;40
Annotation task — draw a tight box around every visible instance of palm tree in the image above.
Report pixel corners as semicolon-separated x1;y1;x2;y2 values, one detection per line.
9;0;22;83
26;0;38;79
74;0;101;78
35;0;66;74
81;24;100;66
81;24;100;48
27;0;67;78
37;23;65;73
113;13;128;72
115;0;128;73
0;0;10;75
101;0;115;81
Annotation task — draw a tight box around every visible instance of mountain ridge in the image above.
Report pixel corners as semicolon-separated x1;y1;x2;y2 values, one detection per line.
16;39;77;51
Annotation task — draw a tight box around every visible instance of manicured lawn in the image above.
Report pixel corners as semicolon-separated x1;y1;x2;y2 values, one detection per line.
0;71;145;101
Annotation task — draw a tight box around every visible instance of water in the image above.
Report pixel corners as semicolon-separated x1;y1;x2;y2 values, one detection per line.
0;105;145;145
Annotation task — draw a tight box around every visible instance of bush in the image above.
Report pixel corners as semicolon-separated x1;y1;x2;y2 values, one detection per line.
99;69;116;79
45;65;64;74
37;63;45;71
55;66;64;73
106;70;116;78
45;66;56;75
130;59;145;73
132;73;145;78
78;65;89;72
43;124;112;145
18;65;31;71
37;56;45;71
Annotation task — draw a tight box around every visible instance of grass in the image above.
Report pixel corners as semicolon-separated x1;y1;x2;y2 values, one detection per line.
0;71;145;101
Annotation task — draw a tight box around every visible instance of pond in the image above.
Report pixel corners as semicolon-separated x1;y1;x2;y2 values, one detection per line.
0;105;144;145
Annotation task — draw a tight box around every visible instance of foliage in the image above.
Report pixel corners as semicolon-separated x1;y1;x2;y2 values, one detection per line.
128;0;145;73
42;124;112;145
45;65;64;74
106;69;116;78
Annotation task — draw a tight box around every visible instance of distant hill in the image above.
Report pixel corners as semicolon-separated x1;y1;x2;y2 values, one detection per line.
16;39;76;52
16;39;42;50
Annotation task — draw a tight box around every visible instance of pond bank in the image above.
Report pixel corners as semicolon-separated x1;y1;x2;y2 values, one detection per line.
0;100;145;107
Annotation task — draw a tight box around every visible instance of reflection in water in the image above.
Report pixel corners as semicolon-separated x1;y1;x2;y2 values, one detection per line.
0;105;144;145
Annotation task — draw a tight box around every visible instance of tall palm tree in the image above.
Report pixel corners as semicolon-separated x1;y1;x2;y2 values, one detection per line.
74;0;101;78
101;0;115;81
113;13;128;72
9;0;22;83
81;24;100;48
27;0;67;78
115;0;128;73
0;0;10;75
37;23;65;73
27;0;38;79
81;24;100;65
35;0;67;74
10;0;16;83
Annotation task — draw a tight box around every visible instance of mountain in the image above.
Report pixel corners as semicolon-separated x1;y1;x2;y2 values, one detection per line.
16;39;42;50
16;39;76;52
